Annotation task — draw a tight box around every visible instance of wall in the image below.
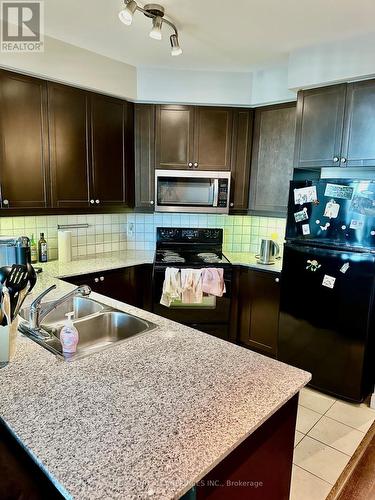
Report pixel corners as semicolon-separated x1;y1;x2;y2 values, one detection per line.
0;214;286;260
137;67;253;106
0;35;137;100
288;33;375;91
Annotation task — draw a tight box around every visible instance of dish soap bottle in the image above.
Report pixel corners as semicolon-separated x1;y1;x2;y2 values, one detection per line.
30;234;38;264
38;232;48;263
60;312;79;354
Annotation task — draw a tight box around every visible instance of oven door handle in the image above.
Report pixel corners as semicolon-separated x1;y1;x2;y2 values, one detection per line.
213;179;219;207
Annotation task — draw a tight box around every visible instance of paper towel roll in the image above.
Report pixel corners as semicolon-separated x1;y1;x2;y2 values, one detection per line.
58;231;72;263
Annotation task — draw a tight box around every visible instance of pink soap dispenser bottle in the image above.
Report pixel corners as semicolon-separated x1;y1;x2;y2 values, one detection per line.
60;312;79;354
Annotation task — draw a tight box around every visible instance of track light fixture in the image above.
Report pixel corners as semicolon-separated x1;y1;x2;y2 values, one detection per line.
119;1;182;56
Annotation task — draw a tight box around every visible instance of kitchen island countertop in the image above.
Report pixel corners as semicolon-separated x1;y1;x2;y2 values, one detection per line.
0;251;306;500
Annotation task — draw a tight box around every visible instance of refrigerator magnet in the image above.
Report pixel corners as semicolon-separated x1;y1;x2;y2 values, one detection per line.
371;231;375;236
294;207;309;223
306;259;321;272
322;275;336;289
324;183;354;200
323;199;340;219
340;263;350;274
320;222;330;231
350;219;364;230
302;224;310;235
294;186;318;205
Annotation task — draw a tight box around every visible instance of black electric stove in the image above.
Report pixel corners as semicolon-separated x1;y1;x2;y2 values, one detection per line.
152;228;233;341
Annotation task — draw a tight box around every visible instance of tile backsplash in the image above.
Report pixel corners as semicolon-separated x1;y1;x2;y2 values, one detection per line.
0;213;286;260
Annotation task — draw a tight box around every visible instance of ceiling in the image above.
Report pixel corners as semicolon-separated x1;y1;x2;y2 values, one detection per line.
44;0;375;71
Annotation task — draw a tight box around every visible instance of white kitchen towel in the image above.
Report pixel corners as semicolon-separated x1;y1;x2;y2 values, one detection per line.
160;267;181;307
181;269;203;304
201;268;226;297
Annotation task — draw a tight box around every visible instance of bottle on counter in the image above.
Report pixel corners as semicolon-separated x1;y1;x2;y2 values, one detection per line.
38;232;48;263
30;234;38;264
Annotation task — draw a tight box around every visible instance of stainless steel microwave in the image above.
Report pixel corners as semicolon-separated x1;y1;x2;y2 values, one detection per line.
155;169;231;214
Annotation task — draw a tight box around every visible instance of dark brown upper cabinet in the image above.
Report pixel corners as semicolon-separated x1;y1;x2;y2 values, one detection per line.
295;81;375;169
90;94;133;208
341;80;375;167
155;105;194;170
237;267;280;358
0;71;49;209
194;107;233;171
48;83;90;208
294;84;347;169
229;109;253;213
135;104;155;211
155;105;233;171
249;103;296;216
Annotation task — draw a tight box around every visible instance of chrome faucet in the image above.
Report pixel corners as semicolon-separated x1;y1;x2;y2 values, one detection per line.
29;284;91;330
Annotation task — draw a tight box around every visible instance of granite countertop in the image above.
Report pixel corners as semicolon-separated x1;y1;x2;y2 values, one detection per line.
0;251;307;500
226;252;283;273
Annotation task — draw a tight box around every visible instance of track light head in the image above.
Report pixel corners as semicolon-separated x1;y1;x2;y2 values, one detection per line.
119;0;137;26
170;33;182;56
149;15;163;40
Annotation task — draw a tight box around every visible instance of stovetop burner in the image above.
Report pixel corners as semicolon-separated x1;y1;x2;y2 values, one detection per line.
155;249;231;266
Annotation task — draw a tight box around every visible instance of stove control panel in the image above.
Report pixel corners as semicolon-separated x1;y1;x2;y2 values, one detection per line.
157;228;223;244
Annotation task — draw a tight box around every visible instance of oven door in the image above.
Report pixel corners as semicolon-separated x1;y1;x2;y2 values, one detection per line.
152;266;232;324
155;169;230;214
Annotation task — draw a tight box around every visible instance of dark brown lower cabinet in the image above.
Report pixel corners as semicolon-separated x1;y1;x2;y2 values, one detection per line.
62;264;153;311
195;394;298;500
237;267;280;358
0;421;64;499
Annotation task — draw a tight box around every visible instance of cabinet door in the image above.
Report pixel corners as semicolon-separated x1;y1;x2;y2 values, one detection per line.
135;104;155;210
294;85;346;169
238;268;280;357
48;83;90;208
249;103;296;216
0;71;49;209
194;107;233;170
341;80;375;167
229;110;253;213
155;105;194;169
90;94;127;206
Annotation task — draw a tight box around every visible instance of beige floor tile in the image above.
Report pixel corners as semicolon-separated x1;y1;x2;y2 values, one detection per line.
296;405;322;434
290;465;332;500
308;416;365;455
326;400;375;433
299;388;336;414
294;430;305;447
294;436;351;484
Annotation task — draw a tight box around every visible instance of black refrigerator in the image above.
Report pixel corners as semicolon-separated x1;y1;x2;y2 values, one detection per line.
278;179;375;402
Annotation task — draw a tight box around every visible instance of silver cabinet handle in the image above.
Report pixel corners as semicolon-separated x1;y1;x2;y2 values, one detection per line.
333;156;339;162
94;277;99;283
275;277;280;283
188;162;193;168
150;200;154;205
95;199;100;204
193;162;198;168
230;202;234;207
90;199;95;204
99;276;104;282
340;157;347;163
3;199;9;206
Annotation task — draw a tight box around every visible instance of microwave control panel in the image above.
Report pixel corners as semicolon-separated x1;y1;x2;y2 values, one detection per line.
218;179;229;207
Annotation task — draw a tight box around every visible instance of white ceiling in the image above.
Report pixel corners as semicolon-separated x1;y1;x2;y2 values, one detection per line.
44;0;375;71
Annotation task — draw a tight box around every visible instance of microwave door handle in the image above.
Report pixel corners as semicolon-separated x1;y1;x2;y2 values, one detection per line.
213;179;219;207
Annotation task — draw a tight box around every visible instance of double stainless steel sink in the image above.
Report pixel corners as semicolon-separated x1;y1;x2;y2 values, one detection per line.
19;297;158;361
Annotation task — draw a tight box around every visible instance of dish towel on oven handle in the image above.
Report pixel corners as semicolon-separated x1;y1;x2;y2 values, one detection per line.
160;267;181;307
181;269;203;304
201;268;226;297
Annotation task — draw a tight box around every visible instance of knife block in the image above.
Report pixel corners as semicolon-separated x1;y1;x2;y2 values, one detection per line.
0;319;18;363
